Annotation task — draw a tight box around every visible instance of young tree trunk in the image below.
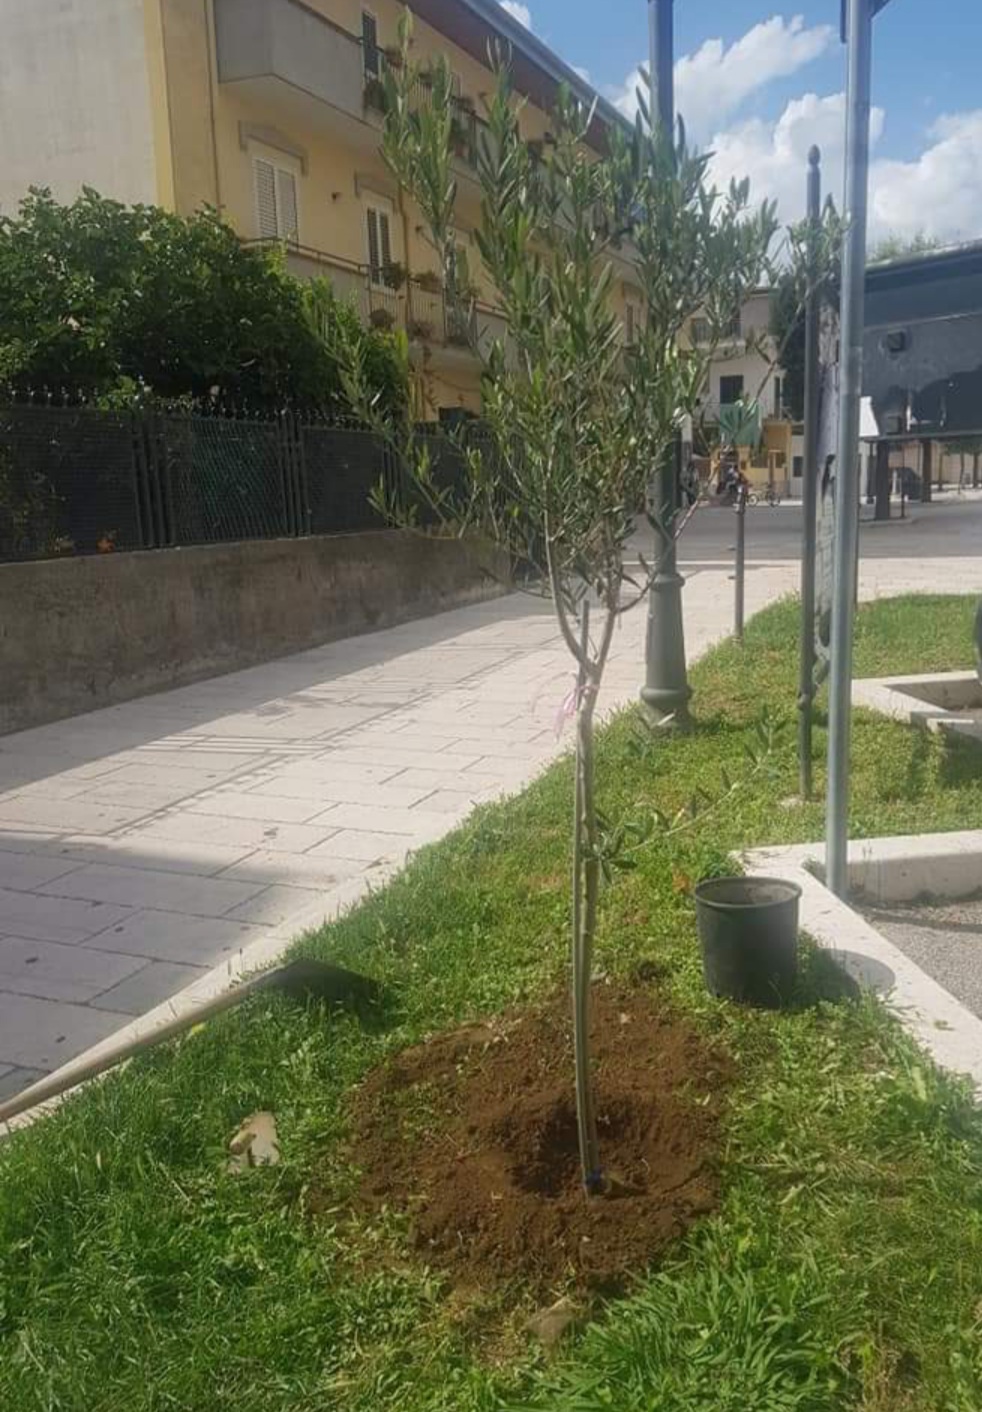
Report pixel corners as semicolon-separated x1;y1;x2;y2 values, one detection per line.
572;670;603;1196
570;601;601;1195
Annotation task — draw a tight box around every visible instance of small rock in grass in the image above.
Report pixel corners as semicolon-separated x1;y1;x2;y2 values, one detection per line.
228;1111;280;1172
526;1296;580;1352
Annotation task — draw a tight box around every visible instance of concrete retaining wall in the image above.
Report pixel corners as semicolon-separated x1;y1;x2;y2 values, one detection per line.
0;532;508;735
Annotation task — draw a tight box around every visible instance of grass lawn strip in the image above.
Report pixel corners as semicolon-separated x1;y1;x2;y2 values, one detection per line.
1;594;981;1411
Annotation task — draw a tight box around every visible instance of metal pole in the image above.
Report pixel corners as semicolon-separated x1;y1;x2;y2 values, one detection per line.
734;487;747;641
826;0;873;897
798;146;822;802
641;0;691;725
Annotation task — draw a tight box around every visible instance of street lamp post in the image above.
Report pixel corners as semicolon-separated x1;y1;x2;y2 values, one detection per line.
640;0;691;726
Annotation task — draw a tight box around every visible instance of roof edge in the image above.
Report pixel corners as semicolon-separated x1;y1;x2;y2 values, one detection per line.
448;0;632;136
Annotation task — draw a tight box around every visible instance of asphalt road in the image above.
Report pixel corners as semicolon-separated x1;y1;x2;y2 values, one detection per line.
628;489;982;568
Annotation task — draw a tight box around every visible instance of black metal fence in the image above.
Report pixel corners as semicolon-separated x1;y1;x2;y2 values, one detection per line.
0;400;473;563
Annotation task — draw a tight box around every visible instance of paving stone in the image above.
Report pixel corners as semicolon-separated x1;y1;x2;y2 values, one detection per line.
56;837;257;877
186;790;326;825
37;864;266;918
226;883;331;927
0;992;131;1072
81;782;205;811
0;851;85;892
0;889;133;945
299;780;436;809
0;799;148;834
306;830;416;864
385;766;478;791
215;850;366;889
309;803;452;838
102;761;256;790
121;814;338;854
250;761;402;795
0;1067;47;1102
90;960;209;1016
89;909;264;966
413;788;490;814
320;745;484;770
0;936;147;1003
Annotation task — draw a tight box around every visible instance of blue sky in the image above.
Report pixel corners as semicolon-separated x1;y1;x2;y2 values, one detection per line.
498;2;982;243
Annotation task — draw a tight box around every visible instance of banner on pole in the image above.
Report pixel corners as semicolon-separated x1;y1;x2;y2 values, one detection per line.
813;310;841;687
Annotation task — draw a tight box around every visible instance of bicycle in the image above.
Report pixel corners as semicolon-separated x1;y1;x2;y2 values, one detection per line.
734;488;785;511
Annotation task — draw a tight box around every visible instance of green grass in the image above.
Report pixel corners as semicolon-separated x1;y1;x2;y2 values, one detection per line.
2;594;982;1412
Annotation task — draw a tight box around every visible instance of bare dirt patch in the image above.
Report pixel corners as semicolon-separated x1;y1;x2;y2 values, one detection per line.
348;982;730;1292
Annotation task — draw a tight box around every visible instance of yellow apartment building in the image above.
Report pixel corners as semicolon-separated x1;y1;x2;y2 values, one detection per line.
0;0;643;418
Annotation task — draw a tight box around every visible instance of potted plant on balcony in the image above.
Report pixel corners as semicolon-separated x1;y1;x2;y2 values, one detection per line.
381;260;406;291
363;75;388;113
414;269;443;294
369;306;395;331
449;115;473;161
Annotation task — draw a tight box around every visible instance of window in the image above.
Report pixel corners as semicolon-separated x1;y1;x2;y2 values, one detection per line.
253;157;299;243
625;302;636;345
690;317;711;346
362;10;379;77
773;376;783;417
365;202;394;286
793;455;803;478
719;374;744;406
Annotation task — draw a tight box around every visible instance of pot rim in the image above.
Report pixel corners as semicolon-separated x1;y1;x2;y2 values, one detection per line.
694;875;803;910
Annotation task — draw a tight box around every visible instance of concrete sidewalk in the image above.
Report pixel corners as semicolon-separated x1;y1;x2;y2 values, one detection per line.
0;510;978;1101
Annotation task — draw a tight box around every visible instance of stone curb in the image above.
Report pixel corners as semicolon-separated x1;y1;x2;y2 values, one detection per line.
745;835;982;1092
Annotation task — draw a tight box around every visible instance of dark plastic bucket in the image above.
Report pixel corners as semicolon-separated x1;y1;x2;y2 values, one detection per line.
694;875;802;1007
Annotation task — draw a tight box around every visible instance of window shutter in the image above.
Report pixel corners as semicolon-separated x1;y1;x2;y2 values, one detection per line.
626;303;635;345
379;211;392;276
255;159;278;240
362;11;379;75
276;168;298;243
366;208;380;278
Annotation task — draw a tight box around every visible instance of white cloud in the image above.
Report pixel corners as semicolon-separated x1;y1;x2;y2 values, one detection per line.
707;94;982;247
869;111;982;244
707;92;874;232
613;15;834;143
499;1;532;30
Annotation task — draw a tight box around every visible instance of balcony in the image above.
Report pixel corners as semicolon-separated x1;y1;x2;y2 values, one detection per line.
214;0;364;122
362;49;485;170
247;241;505;359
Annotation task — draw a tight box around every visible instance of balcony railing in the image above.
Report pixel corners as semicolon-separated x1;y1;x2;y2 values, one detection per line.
407;278;478;349
362;47;484;169
245;241;499;356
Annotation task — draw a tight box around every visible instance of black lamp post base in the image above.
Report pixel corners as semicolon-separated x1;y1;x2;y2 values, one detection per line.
640;568;692;727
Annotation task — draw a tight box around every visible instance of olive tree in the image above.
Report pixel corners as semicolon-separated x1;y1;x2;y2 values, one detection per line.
338;18;776;1195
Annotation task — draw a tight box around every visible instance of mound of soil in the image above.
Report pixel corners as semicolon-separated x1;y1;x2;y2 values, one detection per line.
349;983;730;1291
